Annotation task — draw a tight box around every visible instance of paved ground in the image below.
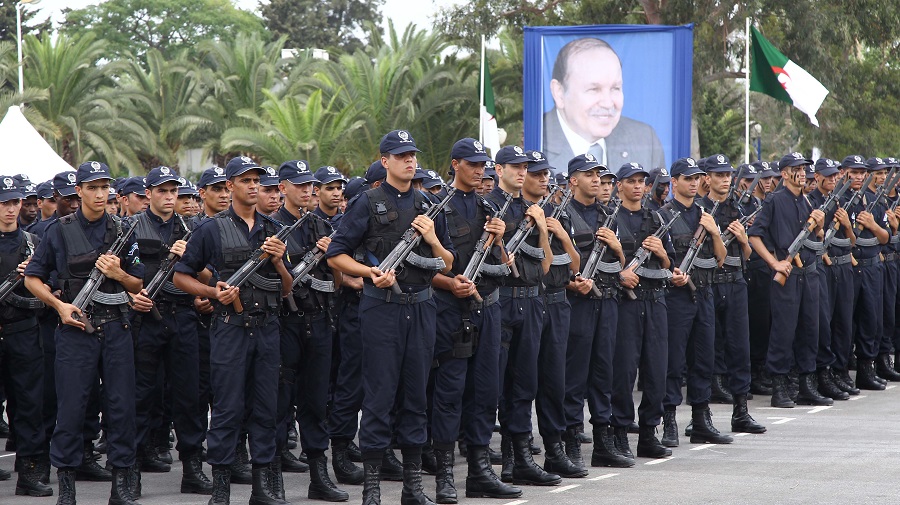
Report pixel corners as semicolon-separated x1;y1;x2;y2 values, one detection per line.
2;382;899;504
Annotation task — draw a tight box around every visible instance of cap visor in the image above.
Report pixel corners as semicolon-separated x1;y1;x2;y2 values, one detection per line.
148;176;180;187
0;191;25;202
463;154;494;163
79;174;112;183
387;147;421;155
230;166;263;178
57;186;77;197
287;175;317;185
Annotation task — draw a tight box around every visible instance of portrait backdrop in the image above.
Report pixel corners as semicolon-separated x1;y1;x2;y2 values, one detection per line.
523;24;694;173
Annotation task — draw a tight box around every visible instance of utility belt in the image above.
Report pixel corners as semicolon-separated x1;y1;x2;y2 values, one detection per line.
883;252;899;263
86;304;129;327
499;285;540;299
792;262;819;275
543;288;567;305
570;284;620;301
433;309;481;368
216;310;278;328
467;288;500;311
4;292;44;310
856;255;882;268
629;286;666;301
688;268;714;289
154;296;195;312
711;269;743;284
0;316;38;334
362;284;433;304
826;253;853;266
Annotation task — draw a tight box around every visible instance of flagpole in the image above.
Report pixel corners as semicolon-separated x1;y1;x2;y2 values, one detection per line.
745;17;751;164
479;35;486;145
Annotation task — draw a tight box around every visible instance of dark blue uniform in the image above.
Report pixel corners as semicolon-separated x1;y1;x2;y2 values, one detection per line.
847;189;888;364
25;210;143;470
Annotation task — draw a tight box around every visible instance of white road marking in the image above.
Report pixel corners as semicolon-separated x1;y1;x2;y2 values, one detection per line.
550;484;580;493
589;473;619;481
886;385;896;390
766;417;795;425
644;457;673;465
734;433;751;437
0;453;14;458
848;395;867;401
503;500;528;505
807;406;832;414
690;444;718;451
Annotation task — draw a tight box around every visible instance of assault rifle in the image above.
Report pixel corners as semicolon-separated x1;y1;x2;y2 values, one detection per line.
721;207;761;248
290;215;336;291
0;234;36;305
144;214;193;320
823;175;871;249
621;210;682;301
504;189;555;278
580;205;620;298
460;192;513;302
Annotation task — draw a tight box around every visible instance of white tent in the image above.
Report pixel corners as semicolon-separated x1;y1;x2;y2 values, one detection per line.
0;106;73;184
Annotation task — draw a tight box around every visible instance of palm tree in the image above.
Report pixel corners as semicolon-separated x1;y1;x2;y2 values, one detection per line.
0;41;50;136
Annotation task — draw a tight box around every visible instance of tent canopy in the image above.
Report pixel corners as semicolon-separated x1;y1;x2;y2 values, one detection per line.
0;106;73;184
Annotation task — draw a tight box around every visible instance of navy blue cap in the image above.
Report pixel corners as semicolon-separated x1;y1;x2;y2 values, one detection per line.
315;166;347;185
422;170;444;189
704;154;734;173
17;180;37;197
379;129;420;155
450;138;493;163
344;177;367;200
495;146;529;165
145;166;180;188
751;160;777;178
260;166;281;186
866;157;890;171
412;167;428;181
107;186;118;201
177;177;199;197
364;161;386;183
617;162;649;180
778;152;813;170
555;173;569;186
12;174;31;186
884;157;900;168
53;171;78;196
198;166;227;188
813;158;840;177
525;150;553;173
225;156;263;179
118;177;146;196
670;157;705;177
35;181;53;199
568;153;605;173
482;160;497;178
841;155;866;169
278;160;316;185
648;167;671;183
0;177;24;202
76;161;112;184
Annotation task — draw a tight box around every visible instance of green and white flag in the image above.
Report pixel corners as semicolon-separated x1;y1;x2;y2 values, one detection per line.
749;26;829;127
480;38;500;156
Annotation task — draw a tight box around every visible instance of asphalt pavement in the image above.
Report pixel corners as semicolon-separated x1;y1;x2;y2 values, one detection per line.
1;382;898;505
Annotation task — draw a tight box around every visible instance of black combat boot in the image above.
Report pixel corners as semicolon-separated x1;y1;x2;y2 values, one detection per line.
499;436;513;483
710;375;734;404
249;463;288;505
331;439;364;485
856;360;886;390
833;369;860;395
361;460;381;505
510;433;561;486
57;468;77;505
209;465;231;505
542;439;587;478
39;454;50;485
731;394;766;433
636;425;670;458
75;443;112;481
181;452;214;495
138;442;171;473
108;467;138;505
421;443;438;476
876;353;900;381
380;448;403;481
590;425;633;468
281;447;309;473
574;424;592;444
400;457;435;505
346;440;362;463
750;361;773;395
487;447;501;466
464;446;521;499
796;373;834;406
612;427;633;459
129;464;141;499
660;410;678;447
770;374;795;408
434;448;457;504
562;427;584;469
155;428;174;465
308;453;349;502
689;406;734;444
230;438;253;485
817;368;850;401
15;456;53;497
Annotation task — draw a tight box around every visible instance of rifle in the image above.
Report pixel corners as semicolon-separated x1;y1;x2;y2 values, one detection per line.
608;184;620;206
144;214;193;320
855;167;900;234
621;210;682;301
737;171;761;207
774;179;851;286
641;170;663;209
580;205;621;298
289;215;336;291
547;188;573;242
823;175;872;249
0;234;36;305
71;218;140;334
377;187;456;294
504;189;555;278
461;192;513;302
721;207;761;248
223;211;310;313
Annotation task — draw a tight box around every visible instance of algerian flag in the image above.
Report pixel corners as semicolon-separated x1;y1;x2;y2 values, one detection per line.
480;37;501;156
749;26;829;127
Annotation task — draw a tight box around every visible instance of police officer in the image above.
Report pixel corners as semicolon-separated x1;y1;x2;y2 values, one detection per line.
875;157;900;382
326;130;454;505
428;138;521;502
118;177;150;217
15;177;39;228
478;161;496;195
643;168;670;211
746;160;776;395
657;157;732;447
0;178;51;495
27;181;56;233
700;156;767;432
748;153;830;407
275;161;347;501
258;167;283;216
560;154;633;469
485;145;560;487
808;158;857;399
173;156;293;505
25;161;147;505
107;186;120;215
609;162;674;460
130;167;211;494
195;167;232;223
175;179;200;218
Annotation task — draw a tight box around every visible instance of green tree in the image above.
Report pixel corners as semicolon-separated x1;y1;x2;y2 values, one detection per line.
260;0;384;53
0;1;50;44
0;40;49;133
61;0;267;61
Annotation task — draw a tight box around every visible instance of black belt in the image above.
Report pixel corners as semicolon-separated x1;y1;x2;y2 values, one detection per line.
217;311;277;328
828;253;853;266
856;256;882;267
0;317;38;334
543;288;567;305
570;285;619;301
711;270;743;284
631;287;665;301
796;262;819;275
363;285;433;304
499;285;540;298
883;252;898;262
469;288;500;311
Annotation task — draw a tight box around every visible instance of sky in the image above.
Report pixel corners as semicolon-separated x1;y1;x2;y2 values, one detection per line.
26;0;459;34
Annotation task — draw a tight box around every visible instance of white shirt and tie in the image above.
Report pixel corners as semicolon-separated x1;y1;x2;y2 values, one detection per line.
556;110;607;166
